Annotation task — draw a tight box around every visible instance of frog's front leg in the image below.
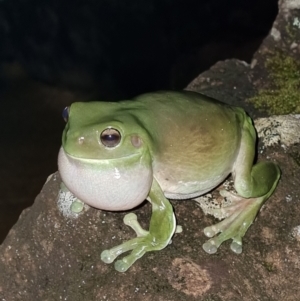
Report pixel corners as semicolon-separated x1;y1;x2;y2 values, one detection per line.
201;113;280;254
101;179;176;272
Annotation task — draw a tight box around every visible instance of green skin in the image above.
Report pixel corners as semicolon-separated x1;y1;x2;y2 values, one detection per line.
58;91;280;272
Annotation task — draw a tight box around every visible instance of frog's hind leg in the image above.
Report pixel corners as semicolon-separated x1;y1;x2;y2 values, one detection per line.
202;112;280;254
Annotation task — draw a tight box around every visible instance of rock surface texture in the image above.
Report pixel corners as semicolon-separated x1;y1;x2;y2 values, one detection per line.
1;0;300;300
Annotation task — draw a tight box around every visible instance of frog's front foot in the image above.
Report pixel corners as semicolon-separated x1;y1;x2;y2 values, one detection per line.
202;190;265;254
101;213;175;272
70;199;85;213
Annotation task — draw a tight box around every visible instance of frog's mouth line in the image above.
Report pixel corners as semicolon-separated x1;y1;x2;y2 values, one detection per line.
63;148;143;164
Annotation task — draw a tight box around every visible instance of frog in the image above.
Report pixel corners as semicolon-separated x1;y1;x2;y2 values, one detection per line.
58;90;280;272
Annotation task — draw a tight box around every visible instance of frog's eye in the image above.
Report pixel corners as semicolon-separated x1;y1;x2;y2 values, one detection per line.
100;128;121;148
62;107;70;122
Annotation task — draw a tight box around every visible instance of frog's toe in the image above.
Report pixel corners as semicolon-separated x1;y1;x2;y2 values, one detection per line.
203;234;243;254
100;236;142;264
202;239;220;254
123;213;149;237
114;259;130;273
202;231;244;254
203;209;240;238
203;225;219;237
114;246;147;272
230;238;242;254
70;199;84;213
100;249;116;264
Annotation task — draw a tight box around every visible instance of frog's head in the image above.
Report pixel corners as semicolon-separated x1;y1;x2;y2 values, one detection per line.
58;101;153;211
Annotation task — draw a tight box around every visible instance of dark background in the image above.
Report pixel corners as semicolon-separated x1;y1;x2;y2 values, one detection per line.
0;0;278;242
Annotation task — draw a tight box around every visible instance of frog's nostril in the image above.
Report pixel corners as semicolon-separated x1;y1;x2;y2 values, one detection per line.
78;137;85;145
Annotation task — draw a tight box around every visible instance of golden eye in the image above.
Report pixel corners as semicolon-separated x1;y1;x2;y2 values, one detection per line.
100;128;121;148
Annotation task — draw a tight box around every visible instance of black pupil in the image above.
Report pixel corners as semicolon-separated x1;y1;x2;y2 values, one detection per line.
103;134;117;141
101;128;121;147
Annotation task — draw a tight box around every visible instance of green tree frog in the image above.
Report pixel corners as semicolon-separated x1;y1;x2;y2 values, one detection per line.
58;91;280;272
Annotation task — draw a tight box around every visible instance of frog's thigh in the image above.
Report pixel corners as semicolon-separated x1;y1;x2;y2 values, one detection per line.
233;115;280;198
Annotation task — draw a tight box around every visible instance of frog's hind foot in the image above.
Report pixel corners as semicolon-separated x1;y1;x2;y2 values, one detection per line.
101;236;149;272
201;190;265;254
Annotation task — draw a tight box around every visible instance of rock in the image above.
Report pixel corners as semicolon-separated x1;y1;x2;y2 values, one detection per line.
1;0;300;300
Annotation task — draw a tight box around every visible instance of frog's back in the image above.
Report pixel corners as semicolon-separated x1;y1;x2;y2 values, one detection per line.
134;90;226;113
131;91;246;199
133;90;242;122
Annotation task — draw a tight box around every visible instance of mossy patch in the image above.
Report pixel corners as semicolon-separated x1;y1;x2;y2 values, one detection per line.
248;52;300;115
